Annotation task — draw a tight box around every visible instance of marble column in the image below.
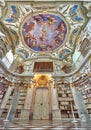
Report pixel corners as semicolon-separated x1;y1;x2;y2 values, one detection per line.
0;86;13;117
71;85;90;122
49;86;52;120
7;87;20;121
20;86;33;119
29;86;36;120
52;87;61;120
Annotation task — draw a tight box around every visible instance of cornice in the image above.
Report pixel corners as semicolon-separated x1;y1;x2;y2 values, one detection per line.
0;50;91;78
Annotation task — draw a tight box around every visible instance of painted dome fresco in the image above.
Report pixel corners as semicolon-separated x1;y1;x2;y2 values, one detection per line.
21;14;67;52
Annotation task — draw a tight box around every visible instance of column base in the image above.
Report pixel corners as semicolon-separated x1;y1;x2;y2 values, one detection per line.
29;112;33;120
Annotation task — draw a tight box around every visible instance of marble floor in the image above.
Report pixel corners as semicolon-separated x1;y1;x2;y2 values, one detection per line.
0;119;91;130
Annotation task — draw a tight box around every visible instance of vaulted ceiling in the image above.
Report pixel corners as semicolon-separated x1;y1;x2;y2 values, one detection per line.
0;0;91;81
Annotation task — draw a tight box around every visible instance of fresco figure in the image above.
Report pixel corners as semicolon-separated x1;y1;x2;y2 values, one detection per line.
6;5;19;22
70;5;84;21
22;14;67;52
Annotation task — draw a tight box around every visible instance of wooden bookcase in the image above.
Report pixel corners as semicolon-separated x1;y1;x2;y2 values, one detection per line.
56;83;78;118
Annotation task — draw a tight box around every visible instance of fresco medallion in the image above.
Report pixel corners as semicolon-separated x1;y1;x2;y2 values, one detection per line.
21;14;67;52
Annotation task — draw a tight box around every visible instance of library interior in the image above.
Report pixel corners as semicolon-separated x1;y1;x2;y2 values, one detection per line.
0;0;91;129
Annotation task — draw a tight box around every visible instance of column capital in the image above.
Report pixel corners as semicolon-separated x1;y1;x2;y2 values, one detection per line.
9;83;13;87
70;82;75;87
87;73;91;78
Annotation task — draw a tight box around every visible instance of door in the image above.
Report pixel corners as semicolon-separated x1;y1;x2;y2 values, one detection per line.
33;87;49;119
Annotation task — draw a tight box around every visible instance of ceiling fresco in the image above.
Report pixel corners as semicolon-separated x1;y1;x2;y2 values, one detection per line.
0;1;91;75
21;14;67;52
3;3;85;56
17;49;29;59
5;5;18;22
69;4;84;22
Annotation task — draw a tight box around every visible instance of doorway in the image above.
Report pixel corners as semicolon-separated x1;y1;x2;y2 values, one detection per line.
33;87;49;120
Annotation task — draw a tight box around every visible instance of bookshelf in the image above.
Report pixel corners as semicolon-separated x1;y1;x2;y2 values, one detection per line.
56;83;78;118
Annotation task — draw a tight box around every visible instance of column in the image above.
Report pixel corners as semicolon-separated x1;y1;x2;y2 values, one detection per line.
29;86;36;120
7;84;20;121
71;84;90;122
52;87;61;120
20;86;33;119
0;86;13;117
48;86;52;120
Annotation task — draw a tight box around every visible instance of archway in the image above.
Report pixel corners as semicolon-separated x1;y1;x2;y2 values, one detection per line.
29;74;52;120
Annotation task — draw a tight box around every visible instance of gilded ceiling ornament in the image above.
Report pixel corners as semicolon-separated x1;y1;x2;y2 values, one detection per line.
37;75;48;86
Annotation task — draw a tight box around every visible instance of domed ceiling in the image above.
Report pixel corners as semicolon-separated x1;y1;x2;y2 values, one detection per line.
21;14;67;52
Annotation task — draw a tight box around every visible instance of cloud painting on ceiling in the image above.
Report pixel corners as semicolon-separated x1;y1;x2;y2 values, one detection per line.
21;14;67;52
